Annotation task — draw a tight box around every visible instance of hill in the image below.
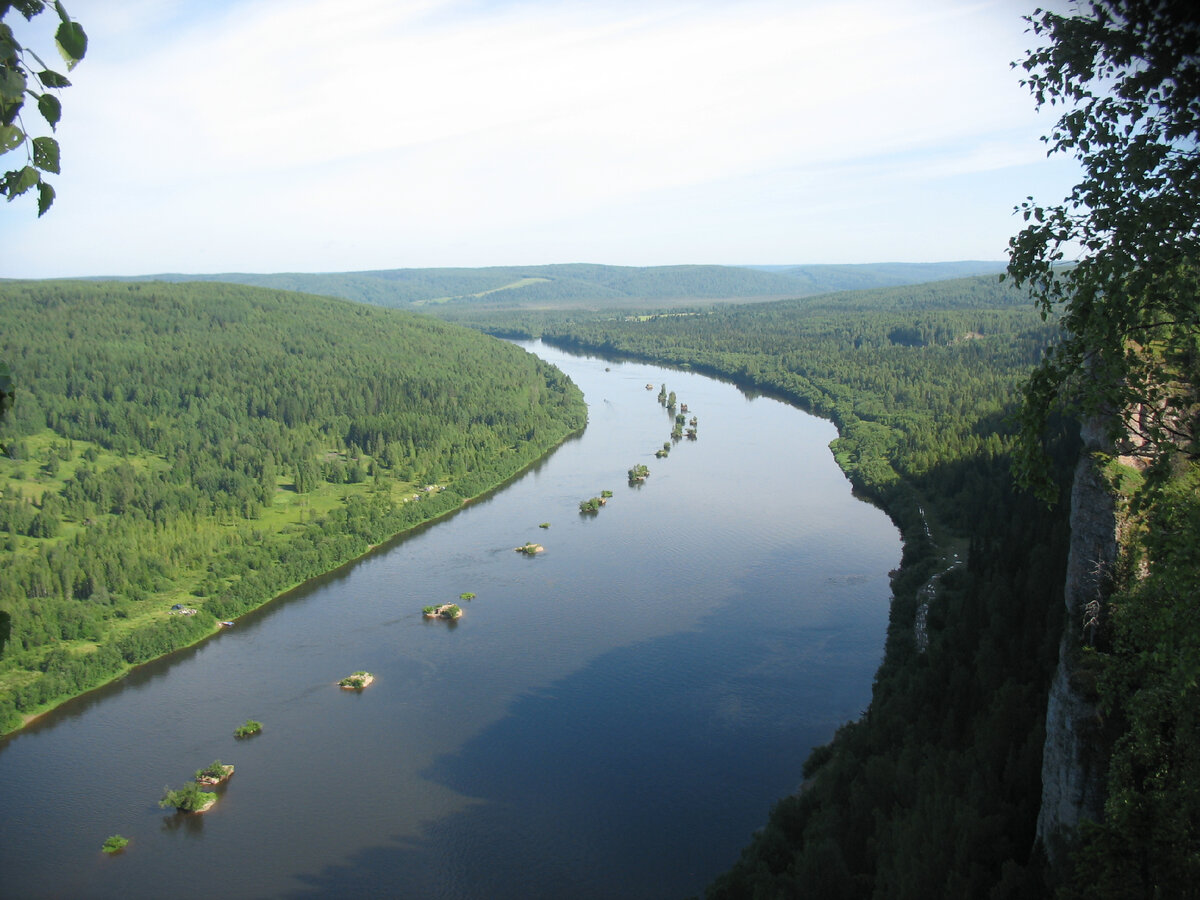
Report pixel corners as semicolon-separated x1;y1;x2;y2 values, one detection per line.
0;280;586;732
90;261;1009;311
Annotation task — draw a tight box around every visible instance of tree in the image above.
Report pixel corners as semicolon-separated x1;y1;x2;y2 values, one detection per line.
1005;0;1200;499
1;0;86;216
159;781;215;813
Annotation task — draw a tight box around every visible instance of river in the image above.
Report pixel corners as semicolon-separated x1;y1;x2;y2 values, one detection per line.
0;341;899;899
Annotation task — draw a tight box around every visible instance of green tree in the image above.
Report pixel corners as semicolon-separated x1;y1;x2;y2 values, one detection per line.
1006;0;1200;498
159;781;215;813
1;0;86;215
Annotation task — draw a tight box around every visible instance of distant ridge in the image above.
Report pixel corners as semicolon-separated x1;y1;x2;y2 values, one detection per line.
98;261;1009;310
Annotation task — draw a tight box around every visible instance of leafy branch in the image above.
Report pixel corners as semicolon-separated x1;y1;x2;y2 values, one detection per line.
1;0;86;215
1005;1;1200;501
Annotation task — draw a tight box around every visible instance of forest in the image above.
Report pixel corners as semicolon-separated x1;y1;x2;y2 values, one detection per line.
443;269;1194;896
0;280;586;733
108;260;1009;312
0;266;1193;894
450;275;1063;535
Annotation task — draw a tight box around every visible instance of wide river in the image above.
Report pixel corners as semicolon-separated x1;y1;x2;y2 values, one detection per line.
0;341;899;899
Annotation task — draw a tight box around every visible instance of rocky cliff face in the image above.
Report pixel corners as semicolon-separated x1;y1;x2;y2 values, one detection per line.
1036;423;1121;866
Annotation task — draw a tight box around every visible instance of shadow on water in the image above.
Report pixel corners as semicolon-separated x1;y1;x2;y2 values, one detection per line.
280;574;882;900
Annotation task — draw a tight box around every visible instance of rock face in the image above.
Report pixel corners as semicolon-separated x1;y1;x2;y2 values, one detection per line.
1036;432;1120;865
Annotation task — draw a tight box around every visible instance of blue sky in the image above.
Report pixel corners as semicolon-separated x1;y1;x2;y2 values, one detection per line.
1;0;1081;277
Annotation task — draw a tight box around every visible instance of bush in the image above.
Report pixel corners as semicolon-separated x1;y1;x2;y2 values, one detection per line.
101;835;129;855
234;719;261;738
195;760;227;781
159;782;215;812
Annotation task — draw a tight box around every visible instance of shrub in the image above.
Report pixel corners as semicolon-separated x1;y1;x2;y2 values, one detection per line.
159;782;215;812
234;719;262;738
195;760;227;781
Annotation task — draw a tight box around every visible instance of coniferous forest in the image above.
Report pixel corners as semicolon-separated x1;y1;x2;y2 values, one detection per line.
447;274;1080;895
0;280;586;732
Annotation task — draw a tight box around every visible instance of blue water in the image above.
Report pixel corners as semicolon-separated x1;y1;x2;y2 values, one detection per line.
0;341;898;899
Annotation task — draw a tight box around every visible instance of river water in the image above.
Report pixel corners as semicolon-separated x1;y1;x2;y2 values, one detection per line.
0;341;899;899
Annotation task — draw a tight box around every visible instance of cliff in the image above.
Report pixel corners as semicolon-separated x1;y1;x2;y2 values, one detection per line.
1036;438;1118;864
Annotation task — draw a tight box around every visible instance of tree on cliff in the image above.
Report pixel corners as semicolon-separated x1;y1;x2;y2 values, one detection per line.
1006;0;1200;500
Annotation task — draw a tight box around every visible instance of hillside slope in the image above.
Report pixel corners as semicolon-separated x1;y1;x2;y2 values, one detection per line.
0;280;586;732
92;261;1009;311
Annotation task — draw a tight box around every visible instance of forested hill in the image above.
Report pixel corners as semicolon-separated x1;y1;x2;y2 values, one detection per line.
91;261;1008;311
451;273;1075;894
0;280;586;733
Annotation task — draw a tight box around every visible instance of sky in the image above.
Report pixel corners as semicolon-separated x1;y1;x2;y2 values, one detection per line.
1;0;1083;278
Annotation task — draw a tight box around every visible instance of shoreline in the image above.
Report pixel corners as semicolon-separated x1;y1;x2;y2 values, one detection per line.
1;422;585;739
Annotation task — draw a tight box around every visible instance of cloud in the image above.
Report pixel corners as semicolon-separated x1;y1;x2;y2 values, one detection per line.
1;0;1081;276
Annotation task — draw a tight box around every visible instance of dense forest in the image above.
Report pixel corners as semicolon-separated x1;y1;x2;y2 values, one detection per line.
0;280;586;733
448;274;1080;894
103;260;1009;312
452;275;1062;533
451;257;1200;895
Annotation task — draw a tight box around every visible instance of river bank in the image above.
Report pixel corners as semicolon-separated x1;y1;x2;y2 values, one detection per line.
2;418;586;737
0;343;898;899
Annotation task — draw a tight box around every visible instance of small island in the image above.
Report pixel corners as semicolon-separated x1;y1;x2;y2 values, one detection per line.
101;835;129;855
338;671;375;688
159;781;217;814
628;464;650;483
234;719;262;738
515;542;544;555
195;760;235;786
423;603;463;620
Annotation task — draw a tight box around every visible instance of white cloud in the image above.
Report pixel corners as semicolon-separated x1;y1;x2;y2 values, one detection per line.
0;0;1082;276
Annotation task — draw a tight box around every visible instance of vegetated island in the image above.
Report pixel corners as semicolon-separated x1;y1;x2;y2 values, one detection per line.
515;542;545;555
0;280;587;736
628;464;650;484
338;671;375;688
195;759;234;785
423;603;463;620
101;835;129;855
234;719;262;738
159;781;218;814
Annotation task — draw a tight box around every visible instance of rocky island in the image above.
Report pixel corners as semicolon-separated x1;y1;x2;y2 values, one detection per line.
195;760;235;785
338;671;375;688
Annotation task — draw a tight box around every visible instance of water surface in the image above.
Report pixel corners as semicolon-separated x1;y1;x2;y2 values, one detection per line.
0;341;899;899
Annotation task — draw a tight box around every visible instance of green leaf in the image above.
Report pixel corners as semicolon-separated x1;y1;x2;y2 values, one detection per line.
0;123;22;154
10;164;40;197
37;179;54;216
1;27;23;63
37;92;61;129
55;21;86;69
38;69;71;89
0;66;26;104
32;135;59;173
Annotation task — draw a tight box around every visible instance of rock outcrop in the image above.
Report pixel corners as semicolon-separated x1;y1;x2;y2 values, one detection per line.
1036;420;1121;866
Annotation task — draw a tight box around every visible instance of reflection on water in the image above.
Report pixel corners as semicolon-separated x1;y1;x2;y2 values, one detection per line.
0;341;899;900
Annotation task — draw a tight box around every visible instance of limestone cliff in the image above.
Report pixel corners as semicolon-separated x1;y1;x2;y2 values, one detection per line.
1036;424;1120;866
